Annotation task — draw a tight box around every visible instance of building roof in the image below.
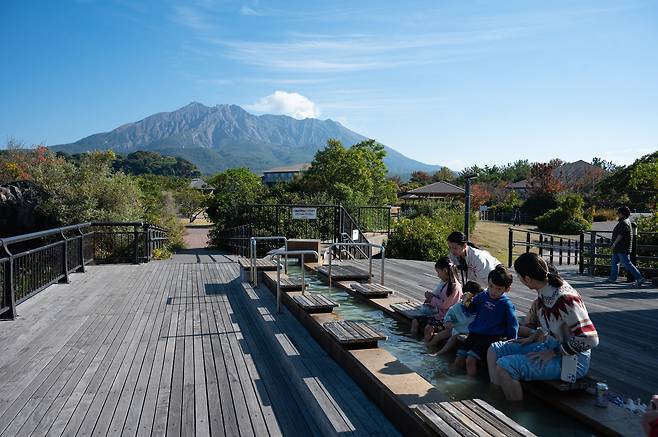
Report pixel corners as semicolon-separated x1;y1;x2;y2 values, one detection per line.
190;178;210;190
262;163;312;174
506;179;530;189
406;181;465;195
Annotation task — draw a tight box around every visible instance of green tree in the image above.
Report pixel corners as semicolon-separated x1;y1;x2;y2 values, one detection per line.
175;187;208;223
300;139;396;206
432;167;455;182
206;168;266;228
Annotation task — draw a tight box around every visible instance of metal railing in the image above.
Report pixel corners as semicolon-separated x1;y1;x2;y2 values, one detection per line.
0;222;169;320
324;242;385;287
481;210;533;224
580;226;658;278
270;249;319;313
507;228;581;269
249;236;288;286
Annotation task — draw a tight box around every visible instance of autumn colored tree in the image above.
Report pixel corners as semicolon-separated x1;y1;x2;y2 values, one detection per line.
409;170;433;185
470;183;493;209
528;159;565;198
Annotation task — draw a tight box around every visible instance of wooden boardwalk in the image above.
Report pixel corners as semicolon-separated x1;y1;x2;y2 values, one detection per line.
343;258;658;402
0;255;398;437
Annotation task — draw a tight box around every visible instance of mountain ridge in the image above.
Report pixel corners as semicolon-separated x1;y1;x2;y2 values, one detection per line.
51;102;442;176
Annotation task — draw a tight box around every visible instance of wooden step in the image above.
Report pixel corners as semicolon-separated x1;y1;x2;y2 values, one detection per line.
414;399;537;437
262;271;305;291
390;302;428;319
323;320;387;348
292;294;338;313
317;265;371;281
238;257;278;271
350;282;395;298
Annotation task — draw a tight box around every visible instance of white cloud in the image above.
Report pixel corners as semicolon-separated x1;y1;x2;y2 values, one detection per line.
240;5;261;16
245;91;320;119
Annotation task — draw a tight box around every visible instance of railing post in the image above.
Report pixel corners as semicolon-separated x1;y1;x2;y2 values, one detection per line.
60;230;69;284
629;223;639;282
77;227;86;272
559;237;563;265
579;232;585;274
0;242;18;320
526;232;530;253
589;232;595;275
549;236;554;265
538;234;544;258
508;228;513;268
133;225;140;264
143;224;150;262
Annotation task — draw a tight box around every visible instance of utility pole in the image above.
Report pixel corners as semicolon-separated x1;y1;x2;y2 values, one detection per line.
463;174;477;241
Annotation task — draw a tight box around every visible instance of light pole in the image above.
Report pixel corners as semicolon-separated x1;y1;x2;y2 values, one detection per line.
463;174;477;241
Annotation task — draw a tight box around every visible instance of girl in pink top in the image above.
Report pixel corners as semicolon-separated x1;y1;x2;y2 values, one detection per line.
420;257;463;342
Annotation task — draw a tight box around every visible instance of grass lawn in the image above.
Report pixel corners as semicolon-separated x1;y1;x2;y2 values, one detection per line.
470;221;534;263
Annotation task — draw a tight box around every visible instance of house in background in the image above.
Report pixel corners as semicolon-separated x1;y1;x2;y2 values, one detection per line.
505;160;606;199
190;178;214;194
261;163;311;186
399;181;465;202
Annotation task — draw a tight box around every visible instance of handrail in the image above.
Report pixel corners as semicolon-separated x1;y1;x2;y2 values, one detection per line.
324;242;385;287
270;249;319;313
340;232;369;259
250;236;288;286
0;223;92;247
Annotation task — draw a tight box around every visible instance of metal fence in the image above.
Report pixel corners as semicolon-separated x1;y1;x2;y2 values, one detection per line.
0;222;169;320
580;226;658;278
507;228;581;268
481;210;533;224
215;204;392;257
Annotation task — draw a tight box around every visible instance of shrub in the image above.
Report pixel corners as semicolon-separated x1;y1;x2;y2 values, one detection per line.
385;216;450;261
153;246;172;260
592;208;618;222
535;193;591;234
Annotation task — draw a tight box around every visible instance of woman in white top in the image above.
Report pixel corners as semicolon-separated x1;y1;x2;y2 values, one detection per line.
447;231;501;288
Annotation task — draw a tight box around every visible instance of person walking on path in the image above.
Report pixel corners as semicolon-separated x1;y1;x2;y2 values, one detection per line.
513;207;521;227
604;206;645;287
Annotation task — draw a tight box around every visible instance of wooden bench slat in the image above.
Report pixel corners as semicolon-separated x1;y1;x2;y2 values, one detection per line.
414;404;462;437
438;402;493;437
471;399;537;437
428;403;481;437
453;401;507;437
323;321;385;345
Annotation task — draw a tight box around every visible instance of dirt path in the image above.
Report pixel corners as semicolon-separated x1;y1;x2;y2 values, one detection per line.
183;225;211;249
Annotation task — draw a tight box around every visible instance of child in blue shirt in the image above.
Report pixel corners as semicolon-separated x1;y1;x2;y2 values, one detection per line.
455;265;518;376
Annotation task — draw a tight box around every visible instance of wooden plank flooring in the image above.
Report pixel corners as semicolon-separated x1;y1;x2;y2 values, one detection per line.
344;258;658;402
0;254;400;437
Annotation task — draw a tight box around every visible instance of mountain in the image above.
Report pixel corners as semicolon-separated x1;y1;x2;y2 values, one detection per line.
51;102;442;177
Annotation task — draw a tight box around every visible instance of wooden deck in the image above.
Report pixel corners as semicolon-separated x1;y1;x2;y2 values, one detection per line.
317;265;371;281
342;258;658;402
0;255;398;437
350;282;395;298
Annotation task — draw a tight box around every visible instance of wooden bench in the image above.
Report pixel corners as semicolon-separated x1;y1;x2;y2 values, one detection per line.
533;376;596;392
414;399;537;437
262;271;305;291
238;257;278;271
350;282;395;298
292;294;338;313
317;265;372;281
390;302;428;319
323;320;387;348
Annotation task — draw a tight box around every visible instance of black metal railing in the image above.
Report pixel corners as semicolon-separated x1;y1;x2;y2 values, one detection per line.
214;203;392;257
481;210;533;224
507;228;581;269
0;222;169;320
580;226;658;278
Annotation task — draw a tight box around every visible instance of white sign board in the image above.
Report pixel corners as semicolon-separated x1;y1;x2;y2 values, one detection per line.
292;207;317;220
352;229;359;240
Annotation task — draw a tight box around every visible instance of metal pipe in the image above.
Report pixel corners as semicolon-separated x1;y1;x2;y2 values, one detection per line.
324;242;386;287
270;249;318;313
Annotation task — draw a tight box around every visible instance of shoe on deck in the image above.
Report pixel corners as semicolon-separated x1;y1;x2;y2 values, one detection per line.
634;278;646;288
602;279;616;284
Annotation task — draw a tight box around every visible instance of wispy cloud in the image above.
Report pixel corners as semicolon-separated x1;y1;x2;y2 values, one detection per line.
240;5;261;16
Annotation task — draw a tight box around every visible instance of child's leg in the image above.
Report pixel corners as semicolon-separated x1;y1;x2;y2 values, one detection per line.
410;318;419;334
487;347;500;385
436;335;459;354
423;324;435;342
465;356;478;376
426;327;450;345
454;356;466;368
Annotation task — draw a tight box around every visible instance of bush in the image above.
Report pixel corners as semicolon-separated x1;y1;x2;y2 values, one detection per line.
152;246;172;260
591;208;618;222
535;193;591;234
385;216;450;261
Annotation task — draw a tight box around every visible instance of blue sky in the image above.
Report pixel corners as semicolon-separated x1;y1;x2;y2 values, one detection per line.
1;0;657;170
